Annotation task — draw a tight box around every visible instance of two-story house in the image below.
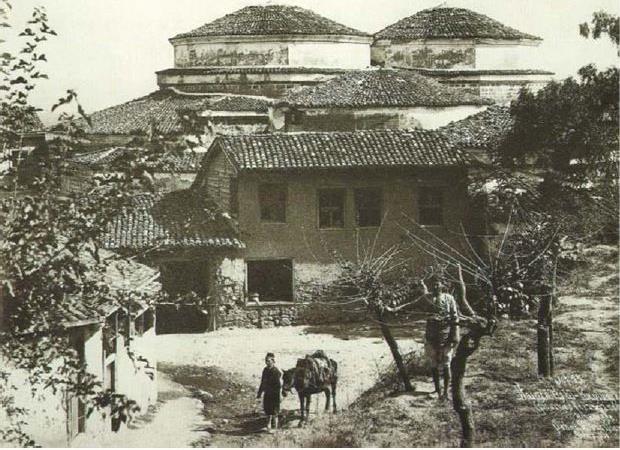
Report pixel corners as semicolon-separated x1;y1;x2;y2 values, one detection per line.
183;128;472;325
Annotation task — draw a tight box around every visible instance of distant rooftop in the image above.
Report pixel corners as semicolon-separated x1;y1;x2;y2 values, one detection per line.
69;147;203;173
440;106;513;150
282;69;493;108
212;129;466;171
73;89;274;136
375;7;541;42
172;4;370;40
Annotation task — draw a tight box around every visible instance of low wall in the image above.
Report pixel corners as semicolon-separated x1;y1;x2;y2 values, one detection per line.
217;299;367;329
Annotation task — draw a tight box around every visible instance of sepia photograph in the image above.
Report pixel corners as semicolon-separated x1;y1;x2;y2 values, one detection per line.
0;0;618;447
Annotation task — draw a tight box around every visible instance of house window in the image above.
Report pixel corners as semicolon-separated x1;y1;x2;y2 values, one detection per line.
68;396;87;438
143;309;154;333
103;314;117;357
134;314;145;336
355;188;382;227
418;186;444;226
318;189;345;228
247;259;293;302
259;183;286;223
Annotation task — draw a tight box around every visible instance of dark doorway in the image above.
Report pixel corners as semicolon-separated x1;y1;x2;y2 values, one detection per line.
157;260;210;334
160;260;210;297
156;304;208;334
247;259;293;302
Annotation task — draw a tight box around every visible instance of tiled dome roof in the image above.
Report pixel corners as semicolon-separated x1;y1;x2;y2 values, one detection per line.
173;4;369;39
375;7;541;41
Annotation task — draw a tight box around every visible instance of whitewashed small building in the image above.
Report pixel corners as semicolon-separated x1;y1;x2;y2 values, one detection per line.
0;254;160;447
372;6;553;104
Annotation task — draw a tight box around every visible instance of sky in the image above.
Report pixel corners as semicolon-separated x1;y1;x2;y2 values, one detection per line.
4;0;619;124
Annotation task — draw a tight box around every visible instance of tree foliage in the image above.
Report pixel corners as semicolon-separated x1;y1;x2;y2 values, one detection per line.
502;65;618;176
0;3;155;445
580;11;620;47
495;64;619;240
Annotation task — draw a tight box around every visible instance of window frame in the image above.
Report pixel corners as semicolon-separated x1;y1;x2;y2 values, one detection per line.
418;185;445;227
317;188;346;229
354;187;383;228
258;183;287;224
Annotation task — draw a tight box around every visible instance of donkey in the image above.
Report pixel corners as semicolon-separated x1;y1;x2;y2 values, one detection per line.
281;351;338;426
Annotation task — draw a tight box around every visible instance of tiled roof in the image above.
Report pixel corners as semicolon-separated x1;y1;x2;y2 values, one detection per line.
375;7;541;41
407;68;555;77
282;69;493;108
172;4;369;39
439;106;513;150
157;67;348;76
77;89;274;135
69;147;203;173
215;129;466;171
0;108;44;132
103;191;244;252
59;250;159;327
57;298;120;327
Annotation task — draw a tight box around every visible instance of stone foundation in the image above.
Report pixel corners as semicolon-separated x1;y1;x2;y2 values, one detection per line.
217;300;367;329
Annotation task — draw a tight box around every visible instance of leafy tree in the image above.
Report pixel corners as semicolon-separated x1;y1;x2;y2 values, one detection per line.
498;64;619;241
0;3;153;445
580;11;620;47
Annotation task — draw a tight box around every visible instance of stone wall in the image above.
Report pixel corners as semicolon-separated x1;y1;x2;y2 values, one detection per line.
173;37;371;69
175;41;289;67
373;41;475;69
217;300;367;329
438;78;550;105
372;39;542;72
157;68;345;98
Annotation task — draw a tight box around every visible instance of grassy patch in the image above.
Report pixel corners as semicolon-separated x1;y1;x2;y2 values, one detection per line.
288;316;619;448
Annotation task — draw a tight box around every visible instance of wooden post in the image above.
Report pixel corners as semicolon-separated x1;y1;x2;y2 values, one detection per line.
206;258;221;332
537;294;552;377
549;258;558;377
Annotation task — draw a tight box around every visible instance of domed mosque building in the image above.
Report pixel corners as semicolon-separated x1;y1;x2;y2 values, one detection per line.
157;3;373;97
372;5;554;104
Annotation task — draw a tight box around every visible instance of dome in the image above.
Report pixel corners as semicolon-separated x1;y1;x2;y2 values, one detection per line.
172;4;369;40
375;7;541;42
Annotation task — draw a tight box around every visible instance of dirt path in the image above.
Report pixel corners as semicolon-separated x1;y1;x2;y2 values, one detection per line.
139;325;420;447
149;325;420;411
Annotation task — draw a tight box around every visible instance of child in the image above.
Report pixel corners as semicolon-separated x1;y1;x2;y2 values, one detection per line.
256;352;282;432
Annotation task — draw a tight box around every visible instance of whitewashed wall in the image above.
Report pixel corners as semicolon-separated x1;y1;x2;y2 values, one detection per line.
288;41;370;68
475;43;541;70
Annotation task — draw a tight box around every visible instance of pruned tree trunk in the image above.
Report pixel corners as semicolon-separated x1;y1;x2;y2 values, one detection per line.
377;312;414;392
451;315;495;448
451;332;481;447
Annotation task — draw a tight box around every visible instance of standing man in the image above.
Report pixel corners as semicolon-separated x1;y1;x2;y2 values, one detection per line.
421;270;460;400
